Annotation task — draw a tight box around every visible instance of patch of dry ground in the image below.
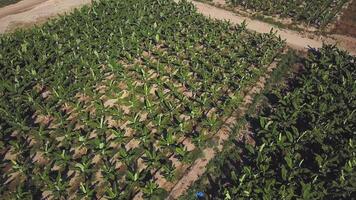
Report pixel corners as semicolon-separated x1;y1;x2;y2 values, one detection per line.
0;0;47;18
183;0;356;55
0;0;91;33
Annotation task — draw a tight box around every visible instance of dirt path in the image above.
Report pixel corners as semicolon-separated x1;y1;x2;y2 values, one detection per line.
0;0;47;18
0;0;91;33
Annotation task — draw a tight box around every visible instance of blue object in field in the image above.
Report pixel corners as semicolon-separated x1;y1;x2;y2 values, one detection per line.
196;191;205;198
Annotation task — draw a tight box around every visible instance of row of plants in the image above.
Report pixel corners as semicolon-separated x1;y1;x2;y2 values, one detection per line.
182;45;356;199
227;0;349;27
0;0;285;199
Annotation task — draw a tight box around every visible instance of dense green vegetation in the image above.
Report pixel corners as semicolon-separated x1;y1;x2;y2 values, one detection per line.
228;0;349;27
0;0;21;8
183;46;356;199
0;0;285;198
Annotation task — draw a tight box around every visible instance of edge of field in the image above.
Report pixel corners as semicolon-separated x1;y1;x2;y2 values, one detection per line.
0;0;92;33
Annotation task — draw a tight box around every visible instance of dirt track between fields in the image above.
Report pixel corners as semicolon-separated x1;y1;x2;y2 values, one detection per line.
0;0;47;18
0;0;91;33
1;0;354;55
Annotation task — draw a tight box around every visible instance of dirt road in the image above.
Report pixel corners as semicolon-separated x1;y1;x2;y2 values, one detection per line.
0;0;47;18
0;0;91;33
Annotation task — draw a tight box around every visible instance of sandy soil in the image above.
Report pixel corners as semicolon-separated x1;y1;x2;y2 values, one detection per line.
332;0;356;37
0;0;46;18
0;0;91;33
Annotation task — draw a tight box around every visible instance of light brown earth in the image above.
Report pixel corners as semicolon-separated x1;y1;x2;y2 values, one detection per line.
332;0;356;37
0;0;47;18
0;0;91;33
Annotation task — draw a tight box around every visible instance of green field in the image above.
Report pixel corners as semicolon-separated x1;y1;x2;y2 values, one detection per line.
227;0;349;27
1;0;355;199
0;0;285;198
183;46;356;199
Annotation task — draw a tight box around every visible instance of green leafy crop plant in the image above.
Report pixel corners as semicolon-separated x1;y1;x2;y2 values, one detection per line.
228;0;349;28
183;45;356;199
0;0;285;198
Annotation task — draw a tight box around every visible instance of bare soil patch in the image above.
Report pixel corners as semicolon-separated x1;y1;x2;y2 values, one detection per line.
0;0;47;18
0;0;91;33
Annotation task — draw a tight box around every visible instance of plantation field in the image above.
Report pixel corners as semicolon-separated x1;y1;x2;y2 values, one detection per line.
0;0;285;198
227;0;349;27
183;46;356;199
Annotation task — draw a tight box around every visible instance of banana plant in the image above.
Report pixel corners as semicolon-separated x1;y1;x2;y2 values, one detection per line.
78;182;96;199
104;184;120;200
174;144;191;163
159;131;177;148
46;172;70;199
142;144;163;169
142;180;165;198
117;145;137;167
161;161;176;181
74;156;94;181
12;185;32;200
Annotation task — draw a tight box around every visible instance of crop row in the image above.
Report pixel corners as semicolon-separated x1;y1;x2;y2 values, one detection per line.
183;45;355;199
227;0;349;27
0;0;285;199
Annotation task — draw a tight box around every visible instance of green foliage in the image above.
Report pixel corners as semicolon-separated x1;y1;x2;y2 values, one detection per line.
183;45;356;199
0;0;285;198
228;0;349;27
